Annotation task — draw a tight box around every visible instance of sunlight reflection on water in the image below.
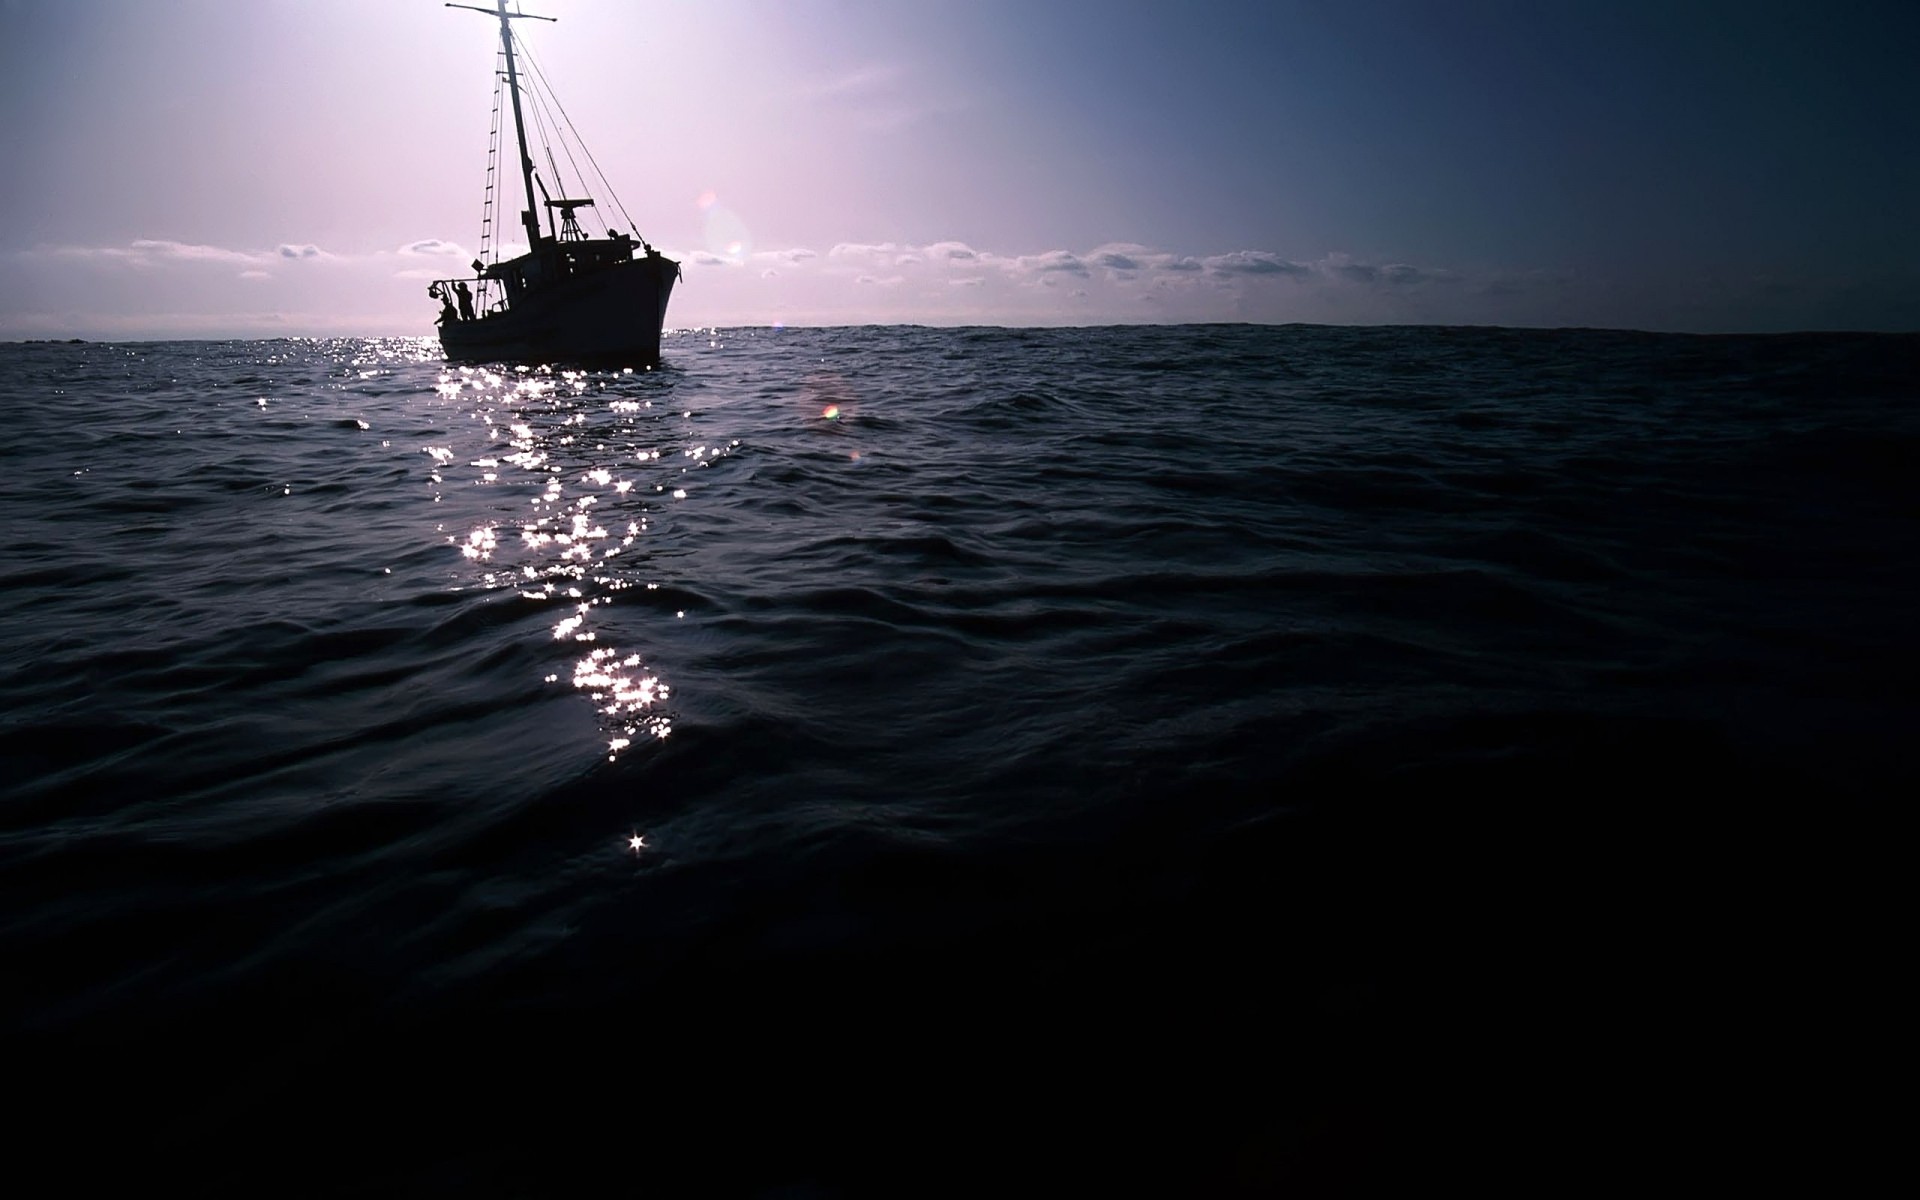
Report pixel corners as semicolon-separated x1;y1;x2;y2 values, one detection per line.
427;362;735;769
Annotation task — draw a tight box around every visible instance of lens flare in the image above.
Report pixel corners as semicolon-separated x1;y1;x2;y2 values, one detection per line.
700;196;753;263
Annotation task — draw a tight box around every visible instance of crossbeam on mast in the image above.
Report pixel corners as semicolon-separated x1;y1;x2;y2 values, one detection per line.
445;3;554;23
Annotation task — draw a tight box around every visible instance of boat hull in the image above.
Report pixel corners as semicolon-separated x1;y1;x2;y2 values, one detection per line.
438;254;677;367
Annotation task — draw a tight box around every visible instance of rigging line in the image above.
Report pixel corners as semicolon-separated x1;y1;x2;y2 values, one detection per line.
518;39;636;237
532;92;565;215
479;58;505;311
512;36;640;237
511;41;582;191
478;53;504;267
512;38;566;222
526;59;599;233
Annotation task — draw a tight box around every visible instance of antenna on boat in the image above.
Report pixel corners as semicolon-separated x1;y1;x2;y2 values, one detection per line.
447;1;555;248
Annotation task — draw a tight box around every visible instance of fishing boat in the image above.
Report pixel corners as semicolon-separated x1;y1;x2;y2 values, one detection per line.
432;1;678;365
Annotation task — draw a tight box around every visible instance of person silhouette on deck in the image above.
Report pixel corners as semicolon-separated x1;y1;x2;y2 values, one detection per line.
455;280;475;322
429;283;456;325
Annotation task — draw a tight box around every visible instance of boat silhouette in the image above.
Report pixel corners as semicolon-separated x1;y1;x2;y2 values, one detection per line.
434;2;678;366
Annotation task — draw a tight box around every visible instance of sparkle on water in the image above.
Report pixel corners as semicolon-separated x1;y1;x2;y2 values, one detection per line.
423;355;739;854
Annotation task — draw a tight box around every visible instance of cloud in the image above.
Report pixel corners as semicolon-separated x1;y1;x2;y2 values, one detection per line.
753;248;818;266
32;239;332;271
1316;255;1456;287
134;239;266;265
0;234;1535;340
1088;243;1150;271
35;239;268;268
665;237;1477;327
827;242;930;270
399;239;464;257
1204;251;1310;277
1077;245;1204;274
829;242;912;260
1013;251;1089;277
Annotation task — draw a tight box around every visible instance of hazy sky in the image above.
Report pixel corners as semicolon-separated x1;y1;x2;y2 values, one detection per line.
2;0;1915;337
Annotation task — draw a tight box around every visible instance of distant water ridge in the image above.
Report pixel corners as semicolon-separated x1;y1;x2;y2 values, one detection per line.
2;325;1913;1192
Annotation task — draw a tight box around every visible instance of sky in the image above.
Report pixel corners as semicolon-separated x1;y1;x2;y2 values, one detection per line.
1;0;1915;338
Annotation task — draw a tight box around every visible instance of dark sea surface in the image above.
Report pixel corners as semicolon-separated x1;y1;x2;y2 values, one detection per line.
2;324;1913;1194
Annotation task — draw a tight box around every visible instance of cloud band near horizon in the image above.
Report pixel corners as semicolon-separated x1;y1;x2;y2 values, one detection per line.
3;234;1912;340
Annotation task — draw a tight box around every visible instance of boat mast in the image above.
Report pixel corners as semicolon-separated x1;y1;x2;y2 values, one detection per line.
448;1;553;248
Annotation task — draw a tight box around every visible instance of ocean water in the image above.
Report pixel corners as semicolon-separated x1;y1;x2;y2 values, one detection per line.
2;324;1914;1193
